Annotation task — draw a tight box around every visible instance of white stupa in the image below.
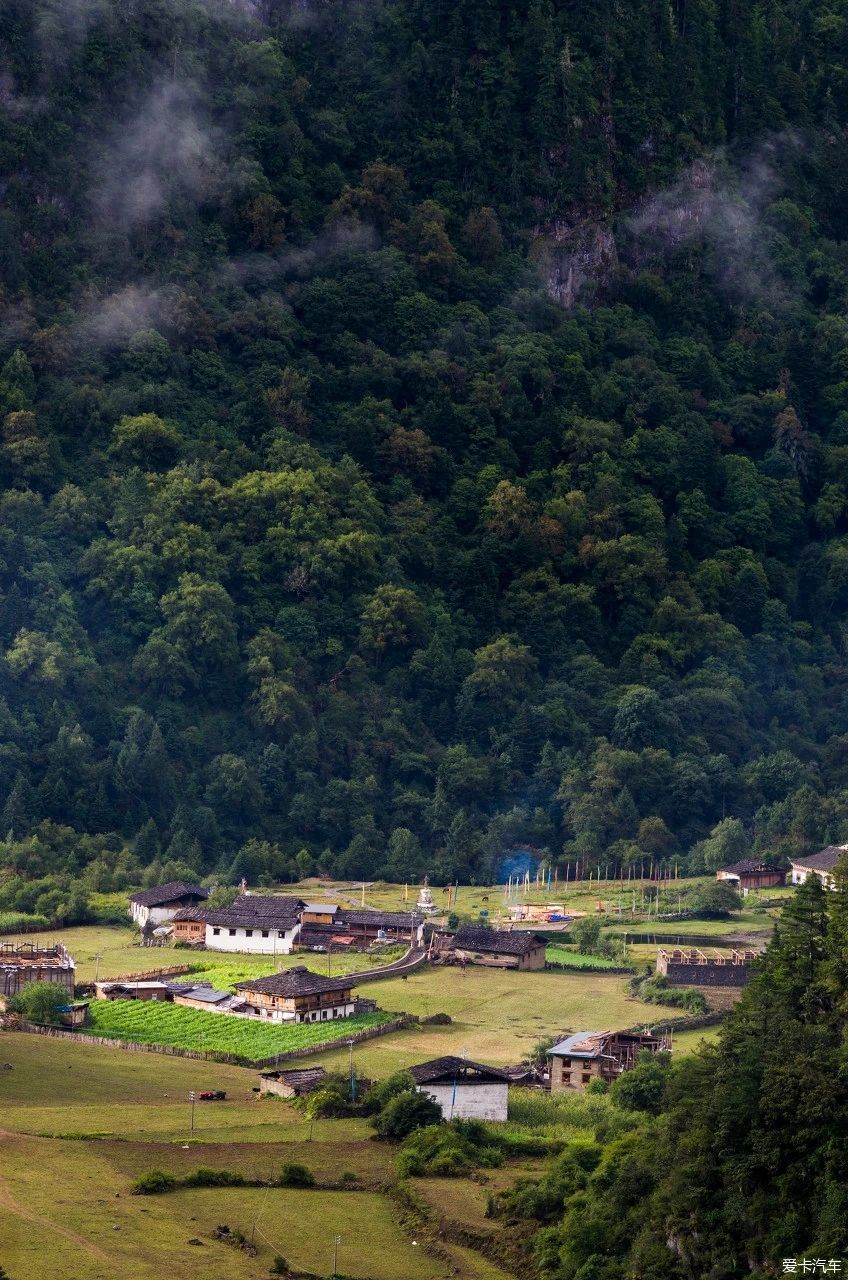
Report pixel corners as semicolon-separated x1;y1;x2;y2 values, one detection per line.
416;875;437;914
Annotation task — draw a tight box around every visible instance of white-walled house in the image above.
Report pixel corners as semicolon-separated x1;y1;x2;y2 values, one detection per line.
234;967;355;1023
410;1056;510;1121
129;881;208;928
788;845;847;889
203;894;304;955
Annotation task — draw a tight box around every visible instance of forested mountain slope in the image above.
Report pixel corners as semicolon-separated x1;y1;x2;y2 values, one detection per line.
2;0;848;893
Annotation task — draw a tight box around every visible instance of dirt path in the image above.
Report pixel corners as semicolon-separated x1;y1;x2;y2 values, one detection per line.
0;1130;112;1265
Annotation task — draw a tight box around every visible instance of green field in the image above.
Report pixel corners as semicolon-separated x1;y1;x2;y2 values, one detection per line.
82;1000;390;1061
0;923;403;983
280;963;693;1079
0;1033;537;1279
544;947;626;970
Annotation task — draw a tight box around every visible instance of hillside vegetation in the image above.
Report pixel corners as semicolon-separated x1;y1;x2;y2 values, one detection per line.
1;0;848;898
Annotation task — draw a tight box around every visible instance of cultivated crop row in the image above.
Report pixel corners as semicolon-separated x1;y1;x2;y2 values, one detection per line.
84;1000;390;1059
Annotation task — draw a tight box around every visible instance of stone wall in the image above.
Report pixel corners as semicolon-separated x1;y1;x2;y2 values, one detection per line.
660;959;752;987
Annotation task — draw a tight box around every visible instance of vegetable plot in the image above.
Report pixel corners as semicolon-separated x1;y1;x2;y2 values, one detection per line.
83;1001;391;1062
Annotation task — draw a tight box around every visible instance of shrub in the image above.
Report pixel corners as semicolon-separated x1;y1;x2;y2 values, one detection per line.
305;1072;357;1118
132;1170;177;1195
569;917;602;953
610;1050;672;1114
361;1070;416;1116
690;882;742;918
270;1258;290;1275
7;981;68;1025
373;1089;442;1141
396;1119;504;1177
182;1168;246;1188
587;1078;609;1095
279;1162;315;1187
630;973;707;1013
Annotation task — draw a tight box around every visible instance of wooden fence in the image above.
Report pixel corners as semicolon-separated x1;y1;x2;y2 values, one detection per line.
19;1014;413;1069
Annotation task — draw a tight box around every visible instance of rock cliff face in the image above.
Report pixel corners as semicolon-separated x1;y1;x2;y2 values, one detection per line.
536;219;619;309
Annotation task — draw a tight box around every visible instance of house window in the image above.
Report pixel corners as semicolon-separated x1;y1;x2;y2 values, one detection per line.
278;931;285;938
229;928;236;936
582;1073;591;1084
245;929;253;938
561;1058;571;1068
261;930;269;938
212;928;220;936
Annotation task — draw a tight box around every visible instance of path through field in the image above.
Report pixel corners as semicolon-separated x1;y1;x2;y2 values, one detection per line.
0;1131;111;1264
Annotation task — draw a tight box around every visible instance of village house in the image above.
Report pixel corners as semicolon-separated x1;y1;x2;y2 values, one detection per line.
410;1056;511;1121
788;845;846;889
129;881;208;928
258;1066;328;1098
203;894;305;954
0;941;75;1000
297;906;425;951
548;1030;669;1092
234;966;355;1023
715;859;785;892
446;926;547;970
171;907;208;945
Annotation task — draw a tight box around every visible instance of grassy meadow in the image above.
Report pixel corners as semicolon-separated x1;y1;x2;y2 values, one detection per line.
0;1033;539;1280
0;870;738;1280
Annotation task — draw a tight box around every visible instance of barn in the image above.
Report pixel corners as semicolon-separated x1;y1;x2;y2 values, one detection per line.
410;1056;511;1121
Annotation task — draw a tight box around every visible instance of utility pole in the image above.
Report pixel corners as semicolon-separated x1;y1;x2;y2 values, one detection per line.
94;954;101;984
332;1233;341;1277
189;1090;196;1134
348;1039;355;1100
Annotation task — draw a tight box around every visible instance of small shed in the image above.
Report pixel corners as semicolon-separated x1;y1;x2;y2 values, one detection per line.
258;1066;328;1098
715;859;785;892
409;1056;511;1121
171;986;235;1012
94;980;170;1001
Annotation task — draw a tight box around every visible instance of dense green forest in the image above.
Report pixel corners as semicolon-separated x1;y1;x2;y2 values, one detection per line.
499;869;848;1277
3;0;848;899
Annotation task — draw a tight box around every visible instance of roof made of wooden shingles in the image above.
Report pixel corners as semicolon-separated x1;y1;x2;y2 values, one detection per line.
130;881;208;908
203;894;304;929
452;926;546;955
409;1055;512;1084
234;966;353;997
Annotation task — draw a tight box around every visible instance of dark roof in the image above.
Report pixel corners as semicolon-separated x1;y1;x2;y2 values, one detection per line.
718;859;782;876
204;894;304;929
340;909;421;929
452;926;546;955
172;906;209;923
176;986;231;1004
130;881;208;908
409;1056;512;1084
234;966;353;997
260;1066;328;1092
790;846;847;873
